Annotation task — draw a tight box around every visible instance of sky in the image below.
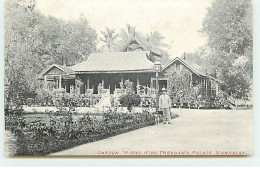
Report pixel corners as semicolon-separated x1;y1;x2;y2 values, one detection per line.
35;0;213;58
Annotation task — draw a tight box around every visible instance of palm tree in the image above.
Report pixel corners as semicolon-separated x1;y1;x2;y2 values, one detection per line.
146;31;168;50
120;24;136;42
118;24;148;49
99;27;119;52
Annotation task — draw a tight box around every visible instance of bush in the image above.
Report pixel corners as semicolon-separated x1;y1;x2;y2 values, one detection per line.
119;93;141;112
6;109;159;156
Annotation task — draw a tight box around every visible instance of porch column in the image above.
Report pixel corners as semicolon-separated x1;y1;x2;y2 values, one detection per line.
190;73;193;86
210;80;213;96
102;78;104;87
59;75;62;89
216;83;219;95
151;78;154;89
137;76;140;86
205;79;208;97
87;78;90;89
44;75;47;88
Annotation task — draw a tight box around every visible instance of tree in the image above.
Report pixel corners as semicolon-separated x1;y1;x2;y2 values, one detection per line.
225;64;251;100
202;0;252;56
5;0;98;107
118;25;169;52
118;24;146;43
146;31;168;50
119;24;137;43
99;27;119;52
201;0;253;100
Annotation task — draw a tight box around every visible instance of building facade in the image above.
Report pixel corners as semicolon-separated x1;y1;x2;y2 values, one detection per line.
38;36;224;102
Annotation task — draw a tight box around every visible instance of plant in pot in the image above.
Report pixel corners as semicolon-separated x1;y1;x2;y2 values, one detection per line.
119;80;141;112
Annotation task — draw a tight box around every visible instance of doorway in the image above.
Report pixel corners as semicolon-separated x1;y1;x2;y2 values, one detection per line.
158;80;167;92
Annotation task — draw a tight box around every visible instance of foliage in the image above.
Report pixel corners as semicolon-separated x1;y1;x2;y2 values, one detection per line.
6;108;163;156
99;27;120;52
119;93;141;112
145;31;168;50
5;0;97;106
224;64;251;100
75;78;83;94
118;80;141;111
200;0;253;100
202;0;252;56
112;24;168;53
34;87;100;107
5;99;25;132
119;24;140;44
168;69;196;103
124;80;134;94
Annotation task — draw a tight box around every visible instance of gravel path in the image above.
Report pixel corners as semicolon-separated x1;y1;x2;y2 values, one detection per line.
51;109;253;156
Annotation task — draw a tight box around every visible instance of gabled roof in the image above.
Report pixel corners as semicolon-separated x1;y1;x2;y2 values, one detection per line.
162;57;225;84
38;64;75;79
120;36;148;52
162;57;207;77
120;36;163;56
70;51;155;73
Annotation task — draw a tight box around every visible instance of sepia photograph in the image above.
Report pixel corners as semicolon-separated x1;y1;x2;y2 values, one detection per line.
4;0;253;157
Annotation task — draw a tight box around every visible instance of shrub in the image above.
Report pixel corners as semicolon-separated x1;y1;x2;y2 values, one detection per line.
119;93;141;112
6;109;160;156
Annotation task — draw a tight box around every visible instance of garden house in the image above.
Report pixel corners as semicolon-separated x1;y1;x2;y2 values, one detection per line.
38;36;225;100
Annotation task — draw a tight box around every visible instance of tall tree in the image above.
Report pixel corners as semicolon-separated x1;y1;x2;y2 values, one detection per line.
118;25;168;52
146;31;168;50
5;0;97;102
120;24;136;42
118;24;147;47
201;0;253;100
202;0;252;56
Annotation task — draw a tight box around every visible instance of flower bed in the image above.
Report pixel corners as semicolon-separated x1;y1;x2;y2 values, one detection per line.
6;108;177;156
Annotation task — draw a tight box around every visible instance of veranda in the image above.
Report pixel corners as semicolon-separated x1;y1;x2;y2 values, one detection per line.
41;71;158;108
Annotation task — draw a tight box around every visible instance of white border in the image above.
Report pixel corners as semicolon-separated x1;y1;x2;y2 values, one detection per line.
0;0;259;167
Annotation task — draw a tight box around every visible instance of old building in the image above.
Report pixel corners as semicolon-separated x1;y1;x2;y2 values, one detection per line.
38;36;224;101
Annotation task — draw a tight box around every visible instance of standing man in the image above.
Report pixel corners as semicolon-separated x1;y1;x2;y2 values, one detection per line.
159;88;172;124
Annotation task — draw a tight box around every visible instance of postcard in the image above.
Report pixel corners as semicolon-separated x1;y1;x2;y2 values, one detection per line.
4;0;253;156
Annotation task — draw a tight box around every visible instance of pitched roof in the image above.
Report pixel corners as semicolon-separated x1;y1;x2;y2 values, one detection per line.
162;57;207;77
120;36;163;56
162;57;225;84
120;36;147;52
38;64;75;79
70;51;155;73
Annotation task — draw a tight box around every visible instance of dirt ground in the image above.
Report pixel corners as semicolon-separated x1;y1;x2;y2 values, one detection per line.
51;109;253;156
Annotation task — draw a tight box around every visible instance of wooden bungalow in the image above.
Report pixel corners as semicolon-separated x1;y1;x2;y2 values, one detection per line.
38;36;225;100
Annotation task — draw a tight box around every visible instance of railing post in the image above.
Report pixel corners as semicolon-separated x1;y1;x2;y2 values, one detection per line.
156;72;159;112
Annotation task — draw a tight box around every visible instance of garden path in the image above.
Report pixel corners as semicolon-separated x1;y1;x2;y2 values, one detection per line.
51;109;253;156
